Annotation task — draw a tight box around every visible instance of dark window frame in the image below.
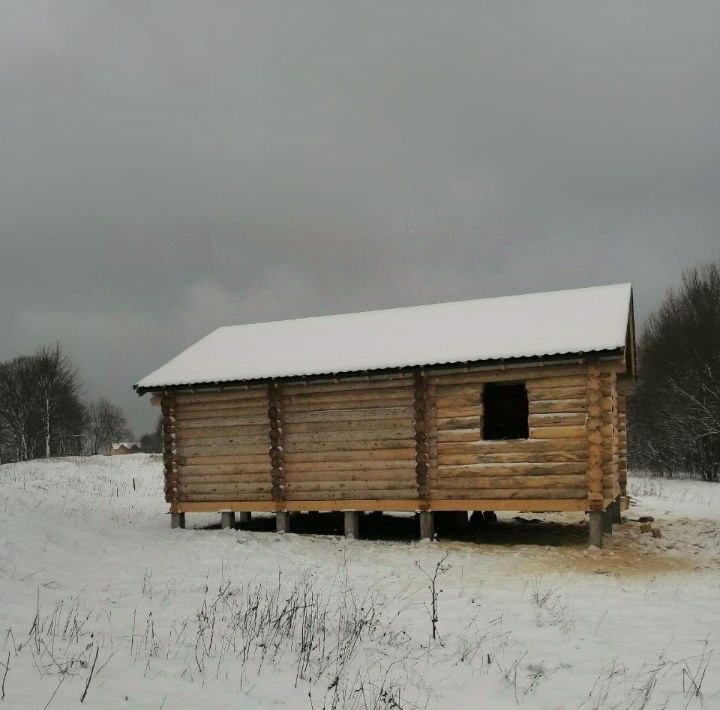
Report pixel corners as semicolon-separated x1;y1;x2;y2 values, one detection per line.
482;381;529;441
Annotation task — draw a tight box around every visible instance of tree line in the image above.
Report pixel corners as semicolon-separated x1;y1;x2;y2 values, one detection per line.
0;344;160;462
629;261;720;481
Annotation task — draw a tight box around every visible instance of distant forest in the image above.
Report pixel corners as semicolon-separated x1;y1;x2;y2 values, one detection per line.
628;261;720;481
0;344;160;462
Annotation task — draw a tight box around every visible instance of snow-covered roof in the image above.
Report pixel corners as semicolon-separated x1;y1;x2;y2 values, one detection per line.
112;442;141;450
136;283;633;391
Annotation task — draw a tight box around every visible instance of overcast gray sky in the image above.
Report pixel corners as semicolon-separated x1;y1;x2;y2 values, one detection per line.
1;1;719;434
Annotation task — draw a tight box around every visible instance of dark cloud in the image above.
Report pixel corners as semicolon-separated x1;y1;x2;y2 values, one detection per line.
1;1;719;433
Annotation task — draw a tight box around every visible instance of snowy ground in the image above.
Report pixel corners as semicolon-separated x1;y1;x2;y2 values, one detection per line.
0;456;718;709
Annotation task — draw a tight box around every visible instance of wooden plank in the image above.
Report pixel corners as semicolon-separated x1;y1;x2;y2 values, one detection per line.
526;375;588;390
435;428;483;443
433;405;482;419
437;438;588;457
179;445;267;458
178;492;272;502
444;450;588;464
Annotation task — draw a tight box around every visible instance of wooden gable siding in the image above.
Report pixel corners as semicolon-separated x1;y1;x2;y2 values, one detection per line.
162;359;626;511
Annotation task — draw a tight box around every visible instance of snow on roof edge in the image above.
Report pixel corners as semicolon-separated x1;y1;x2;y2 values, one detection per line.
136;283;633;392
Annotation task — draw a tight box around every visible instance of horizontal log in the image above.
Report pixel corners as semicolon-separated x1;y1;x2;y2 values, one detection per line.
175;390;267;406
435;428;483;443
433;405;482;419
283;387;412;405
436;415;482;430
285;489;418;501
528;387;587;401
447;450;588;464
177;453;270;466
180;463;271;475
429;488;587;500
283;418;413;434
180;473;271;484
427;363;591;386
434;383;486;396
282;440;414;453
437;438;588;456
285;470;417;483
283;428;413;444
283;449;414;462
282;398;413;413
528;399;588;415
174;415;269;429
432;393;481;407
281;376;412;396
526;375;588;390
178;492;272;502
283;406;414;424
438;462;586;477
177;434;269;448
284;459;414;472
178;481;275;493
176;424;267;439
530;426;587;440
285;479;413;492
528;413;586;427
434;474;587;489
179;444;268;458
175;403;268;417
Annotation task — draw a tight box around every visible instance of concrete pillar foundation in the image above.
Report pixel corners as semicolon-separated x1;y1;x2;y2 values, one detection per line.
171;512;185;529
588;510;604;548
419;511;434;540
344;511;360;539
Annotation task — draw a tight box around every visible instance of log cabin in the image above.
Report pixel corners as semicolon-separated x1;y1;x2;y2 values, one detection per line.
135;283;635;547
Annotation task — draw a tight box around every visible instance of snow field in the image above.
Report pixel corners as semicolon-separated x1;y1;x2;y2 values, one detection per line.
0;455;718;709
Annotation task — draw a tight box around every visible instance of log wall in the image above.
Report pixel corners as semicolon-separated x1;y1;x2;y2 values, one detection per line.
161;359;628;512
282;376;416;502
172;388;273;502
428;365;590;502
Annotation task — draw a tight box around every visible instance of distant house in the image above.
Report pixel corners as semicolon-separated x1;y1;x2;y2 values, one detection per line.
110;442;142;456
135;284;636;547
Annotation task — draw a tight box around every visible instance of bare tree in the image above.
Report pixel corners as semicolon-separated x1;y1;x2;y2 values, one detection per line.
85;399;132;455
0;345;86;462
